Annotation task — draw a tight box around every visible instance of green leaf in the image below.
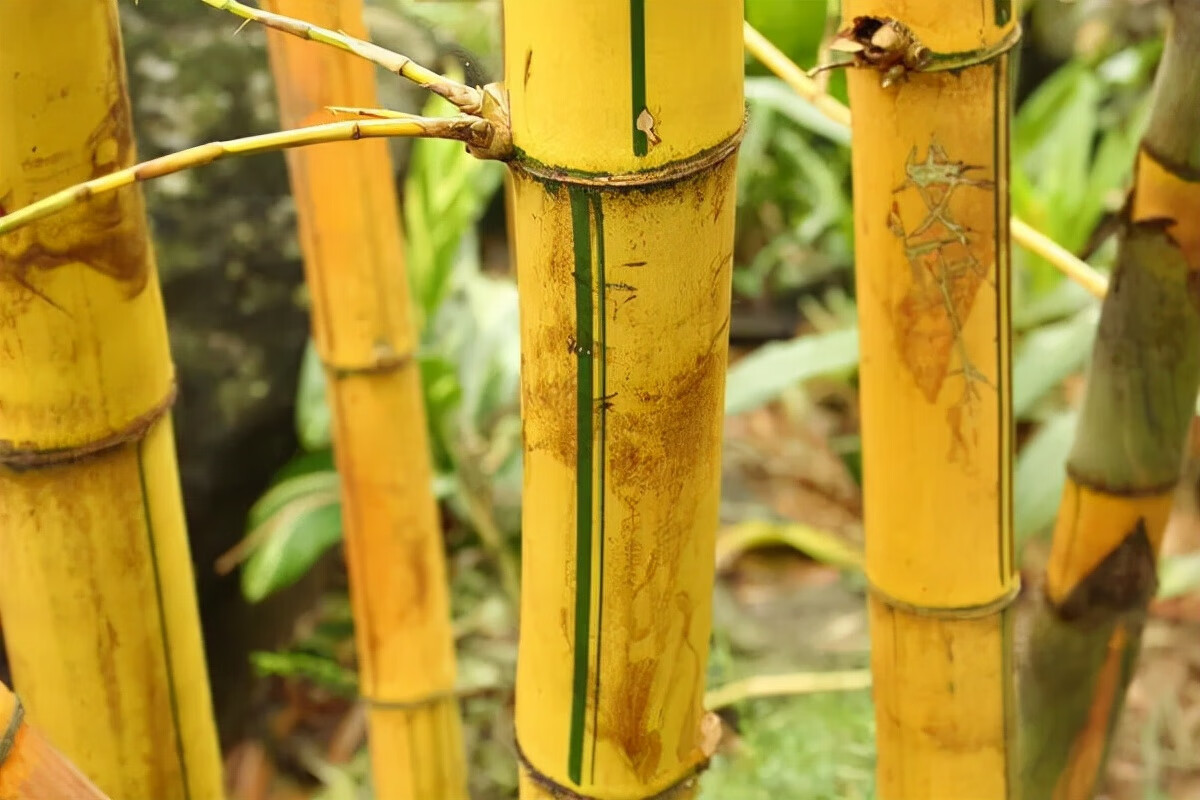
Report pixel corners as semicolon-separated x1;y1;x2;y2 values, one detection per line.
1013;307;1098;419
403;89;506;325
745;77;852;146
725;327;860;416
295;338;332;451
1158;551;1200;600
1015;410;1078;548
242;471;343;603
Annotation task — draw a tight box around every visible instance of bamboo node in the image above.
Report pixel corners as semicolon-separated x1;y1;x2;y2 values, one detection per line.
514;735;710;800
867;578;1021;619
510;123;744;188
0;383;177;470
321;347;415;378
465;83;514;162
0;695;22;767
365;690;455;712
809;18;1022;87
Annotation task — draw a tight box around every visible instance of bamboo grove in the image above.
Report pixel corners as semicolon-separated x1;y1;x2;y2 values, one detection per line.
0;0;1196;798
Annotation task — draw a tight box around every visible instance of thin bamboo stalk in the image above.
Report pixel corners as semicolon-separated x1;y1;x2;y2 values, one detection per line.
1018;3;1200;795
257;1;467;797
841;2;1020;796
0;682;114;800
0;2;224;797
741;19;1111;300
502;2;742;798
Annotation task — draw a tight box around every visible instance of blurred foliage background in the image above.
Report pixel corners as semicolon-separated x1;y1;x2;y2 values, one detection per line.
106;0;1200;798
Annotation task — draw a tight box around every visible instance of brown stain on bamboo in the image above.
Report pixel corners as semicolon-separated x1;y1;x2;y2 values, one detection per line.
518;181;578;466
598;173;730;784
0;67;149;307
602;657;663;784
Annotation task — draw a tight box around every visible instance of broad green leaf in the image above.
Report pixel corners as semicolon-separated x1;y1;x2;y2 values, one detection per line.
242;472;342;603
273;448;336;483
295;338;332;451
1012;274;1098;331
1013;307;1098;419
1158;551;1200;599
247;470;341;528
745;77;852;146
725;327;859;416
1015;410;1078;548
404;89;505;324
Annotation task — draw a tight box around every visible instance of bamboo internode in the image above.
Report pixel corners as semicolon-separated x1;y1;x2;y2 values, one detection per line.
0;2;224;797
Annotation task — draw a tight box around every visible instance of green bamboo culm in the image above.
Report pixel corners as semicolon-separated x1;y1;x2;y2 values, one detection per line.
1019;2;1200;797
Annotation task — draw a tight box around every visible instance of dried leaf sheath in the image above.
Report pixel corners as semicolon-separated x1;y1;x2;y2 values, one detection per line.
259;1;467;798
0;2;224;798
503;1;742;797
842;1;1019;796
1019;2;1200;794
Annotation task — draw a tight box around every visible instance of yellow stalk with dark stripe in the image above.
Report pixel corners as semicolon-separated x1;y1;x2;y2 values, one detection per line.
841;1;1019;796
1019;2;1200;795
503;2;742;797
0;2;224;798
258;1;467;797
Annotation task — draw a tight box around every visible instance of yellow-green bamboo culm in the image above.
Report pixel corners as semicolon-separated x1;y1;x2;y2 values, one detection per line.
841;1;1020;796
258;1;468;797
1019;2;1200;796
502;1;742;798
0;2;224;798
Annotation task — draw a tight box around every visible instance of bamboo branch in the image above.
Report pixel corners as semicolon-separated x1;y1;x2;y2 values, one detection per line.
0;116;489;237
198;0;484;113
743;20;1109;300
703;670;873;711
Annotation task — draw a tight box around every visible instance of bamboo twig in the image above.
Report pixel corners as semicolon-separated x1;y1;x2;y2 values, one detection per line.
199;0;484;113
704;670;873;711
0;117;488;237
742;21;1109;300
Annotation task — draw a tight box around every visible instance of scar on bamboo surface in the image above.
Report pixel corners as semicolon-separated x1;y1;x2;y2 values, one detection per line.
889;138;995;463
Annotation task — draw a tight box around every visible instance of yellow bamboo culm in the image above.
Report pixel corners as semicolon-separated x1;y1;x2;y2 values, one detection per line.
0;682;114;800
843;1;1020;796
258;2;467;798
503;2;742;798
0;2;225;798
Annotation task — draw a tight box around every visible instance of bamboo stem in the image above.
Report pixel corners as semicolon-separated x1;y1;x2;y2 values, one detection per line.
1019;3;1200;794
0;116;491;237
842;2;1019;796
504;2;743;797
743;20;1109;300
258;1;468;796
0;2;225;796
